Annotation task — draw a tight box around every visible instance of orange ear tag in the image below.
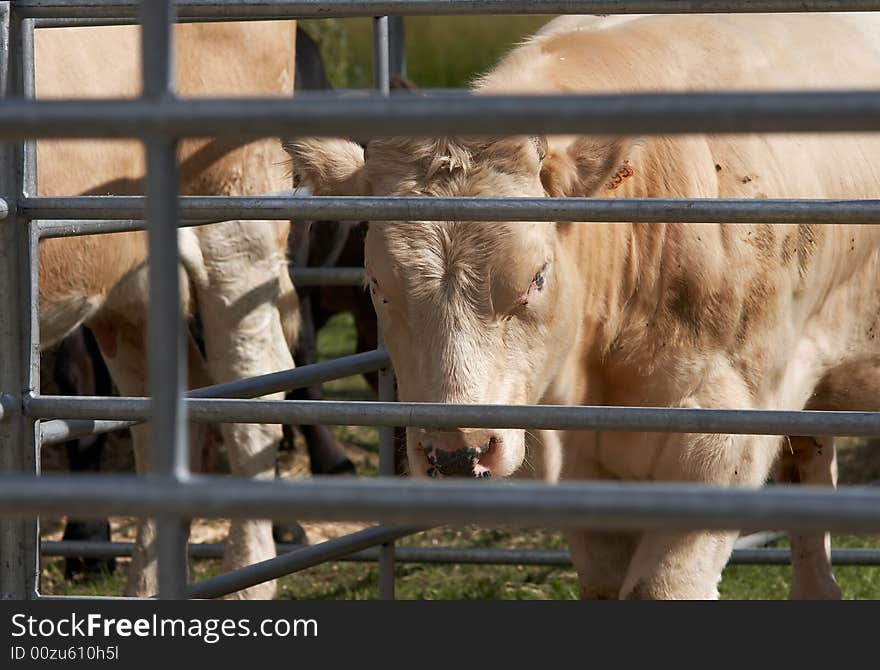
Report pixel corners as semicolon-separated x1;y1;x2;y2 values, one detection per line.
605;160;634;191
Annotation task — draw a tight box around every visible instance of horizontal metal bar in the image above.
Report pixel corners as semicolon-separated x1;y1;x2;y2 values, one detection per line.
26;396;880;437
31;15;296;27
188;349;388;399
188;525;422;599
6;473;880;532
4;92;880;140
31;191;306;237
290;267;366;286
42;534;824;564
38;350;389;446
34;594;144;602
24;196;880;225
35;218;209;238
360;546;880;567
39;418;136;446
15;0;880;20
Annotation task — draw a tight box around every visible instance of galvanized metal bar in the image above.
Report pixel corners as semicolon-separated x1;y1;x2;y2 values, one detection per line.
0;4;39;601
189;348;389;399
38;349;390;445
15;0;880;20
25;396;880;437
4;91;880;139
24;195;880;226
360;547;880;567
373;16;390;95
40;418;140;446
188;525;421;599
36;218;204;237
373;11;396;600
53;536;856;565
142;0;189;601
4;474;880;532
388;16;405;80
377;384;397;599
35;594;150;602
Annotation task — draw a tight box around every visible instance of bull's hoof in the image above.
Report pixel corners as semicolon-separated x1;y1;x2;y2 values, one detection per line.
323;458;356;476
273;521;308;546
62;520;117;580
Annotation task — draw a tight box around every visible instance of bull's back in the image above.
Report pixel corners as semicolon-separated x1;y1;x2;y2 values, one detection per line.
35;21;295;194
486;13;880;310
34;22;296;342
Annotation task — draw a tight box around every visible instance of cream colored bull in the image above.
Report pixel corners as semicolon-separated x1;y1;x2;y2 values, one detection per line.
37;21;298;599
285;13;880;599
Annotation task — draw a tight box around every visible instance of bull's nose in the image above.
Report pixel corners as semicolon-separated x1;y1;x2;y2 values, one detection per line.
423;439;495;479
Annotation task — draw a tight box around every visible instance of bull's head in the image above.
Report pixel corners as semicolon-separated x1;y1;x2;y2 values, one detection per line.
283;134;632;478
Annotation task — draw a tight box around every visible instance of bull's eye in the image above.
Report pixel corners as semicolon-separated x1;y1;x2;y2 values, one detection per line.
533;271;545;290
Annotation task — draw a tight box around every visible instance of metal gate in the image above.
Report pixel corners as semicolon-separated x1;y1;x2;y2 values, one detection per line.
3;0;880;601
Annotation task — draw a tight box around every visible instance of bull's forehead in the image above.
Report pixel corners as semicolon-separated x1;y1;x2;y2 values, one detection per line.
364;136;545;198
368;221;551;314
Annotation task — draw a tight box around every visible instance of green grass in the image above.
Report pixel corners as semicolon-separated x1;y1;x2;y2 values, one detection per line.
298;16;551;89
721;535;880;601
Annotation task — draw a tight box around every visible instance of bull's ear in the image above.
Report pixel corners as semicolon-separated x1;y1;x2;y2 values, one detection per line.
280;137;369;196
539;137;632;197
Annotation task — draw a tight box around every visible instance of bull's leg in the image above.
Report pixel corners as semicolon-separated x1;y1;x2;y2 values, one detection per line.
777;436;841;600
194;221;298;600
55;327;116;578
560;432;636;599
89;318;160;596
620;530;739;600
618;428;778;600
90;318;207;597
567;530;637;599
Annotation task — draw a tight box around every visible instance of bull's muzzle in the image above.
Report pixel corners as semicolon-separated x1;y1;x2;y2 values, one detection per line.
420;433;498;478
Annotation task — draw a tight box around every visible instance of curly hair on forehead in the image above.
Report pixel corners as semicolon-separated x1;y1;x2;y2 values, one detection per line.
365;135;546;191
365;136;474;179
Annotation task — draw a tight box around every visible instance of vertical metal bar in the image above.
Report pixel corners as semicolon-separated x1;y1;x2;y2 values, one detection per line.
141;0;188;600
373;16;390;95
21;14;39;601
388;16;405;81
377;340;396;600
373;13;395;600
0;4;38;600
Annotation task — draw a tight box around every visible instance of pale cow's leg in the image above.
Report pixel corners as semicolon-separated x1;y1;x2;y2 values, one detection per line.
780;356;880;599
90;317;209;597
613;356;787;600
778;436;842;600
567;530;637;599
560;431;636;599
618;429;778;600
193;221;297;600
89;316;160;597
623;434;840;600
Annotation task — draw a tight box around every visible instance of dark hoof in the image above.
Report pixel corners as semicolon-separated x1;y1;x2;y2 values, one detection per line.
323;458;357;476
273;521;308;546
62;520;116;579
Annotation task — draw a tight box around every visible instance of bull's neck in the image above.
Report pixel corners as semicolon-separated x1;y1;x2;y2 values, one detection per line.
576;221;658;358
